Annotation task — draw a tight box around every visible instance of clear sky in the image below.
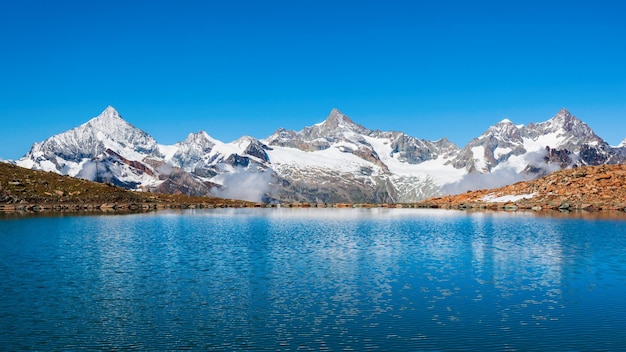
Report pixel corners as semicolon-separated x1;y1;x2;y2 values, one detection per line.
1;0;625;160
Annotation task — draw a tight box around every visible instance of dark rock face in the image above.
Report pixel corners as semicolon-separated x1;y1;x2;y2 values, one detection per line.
579;144;610;165
192;166;218;179
224;154;250;168
270;174;397;204
243;140;270;162
389;134;434;164
544;146;572;168
105;149;155;176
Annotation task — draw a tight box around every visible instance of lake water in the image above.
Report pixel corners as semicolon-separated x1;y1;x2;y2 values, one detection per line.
2;208;626;351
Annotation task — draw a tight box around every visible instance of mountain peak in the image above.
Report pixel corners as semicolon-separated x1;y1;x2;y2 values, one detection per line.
557;107;570;116
84;105;141;137
96;105;123;121
183;130;217;146
551;108;573;123
324;108;353;125
317;108;368;134
482;117;521;141
544;108;588;133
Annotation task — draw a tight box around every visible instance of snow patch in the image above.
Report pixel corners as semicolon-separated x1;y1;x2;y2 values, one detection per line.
159;144;179;160
493;147;512;159
471;146;487;171
267;145;373;173
481;193;536;203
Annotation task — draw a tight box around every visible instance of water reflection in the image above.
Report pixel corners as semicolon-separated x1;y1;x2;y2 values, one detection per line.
1;209;626;350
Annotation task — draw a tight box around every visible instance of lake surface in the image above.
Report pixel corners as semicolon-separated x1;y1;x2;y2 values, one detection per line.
2;208;626;351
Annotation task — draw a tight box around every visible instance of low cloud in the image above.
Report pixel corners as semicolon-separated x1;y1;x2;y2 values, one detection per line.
442;166;530;195
211;166;274;202
76;160;114;183
156;163;174;176
442;151;561;195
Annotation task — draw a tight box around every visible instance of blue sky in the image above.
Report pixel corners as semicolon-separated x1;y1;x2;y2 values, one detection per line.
1;0;625;160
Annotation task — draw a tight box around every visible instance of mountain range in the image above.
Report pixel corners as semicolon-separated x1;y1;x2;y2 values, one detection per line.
13;106;626;203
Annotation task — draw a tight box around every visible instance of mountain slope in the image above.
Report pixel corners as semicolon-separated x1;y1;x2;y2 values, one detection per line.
424;164;626;211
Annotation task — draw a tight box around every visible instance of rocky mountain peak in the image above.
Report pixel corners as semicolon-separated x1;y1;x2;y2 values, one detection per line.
543;108;577;129
183;131;216;147
489;119;519;138
433;137;459;151
481;117;522;142
554;107;572;121
325;108;352;125
534;108;595;139
316;109;368;134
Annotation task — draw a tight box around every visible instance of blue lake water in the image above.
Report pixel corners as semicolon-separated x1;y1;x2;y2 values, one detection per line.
1;208;626;351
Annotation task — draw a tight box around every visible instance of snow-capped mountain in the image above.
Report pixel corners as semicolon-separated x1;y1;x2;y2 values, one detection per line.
16;107;275;200
451;108;618;174
15;106;626;203
263;108;462;202
440;108;626;194
17;106;164;189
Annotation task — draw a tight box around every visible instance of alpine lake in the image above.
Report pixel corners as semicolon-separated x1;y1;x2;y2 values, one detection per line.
2;208;626;351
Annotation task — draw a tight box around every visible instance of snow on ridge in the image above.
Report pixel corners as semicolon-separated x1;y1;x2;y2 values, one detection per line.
210;136;253;157
158;144;179;160
522;131;562;151
267;145;374;173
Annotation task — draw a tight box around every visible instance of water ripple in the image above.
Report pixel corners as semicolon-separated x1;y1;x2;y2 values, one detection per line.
1;209;626;350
